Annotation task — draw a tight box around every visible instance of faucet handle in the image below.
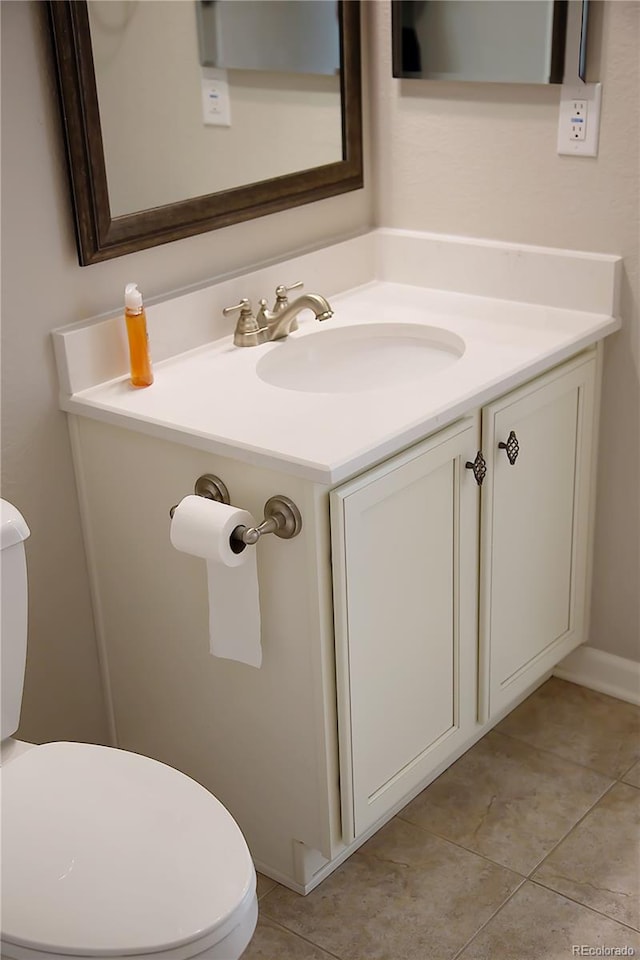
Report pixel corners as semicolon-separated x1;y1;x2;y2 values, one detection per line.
272;281;304;331
223;297;253;319
223;298;268;347
274;281;304;306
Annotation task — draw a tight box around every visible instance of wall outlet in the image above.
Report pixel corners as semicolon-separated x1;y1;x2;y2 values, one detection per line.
201;68;231;127
557;83;601;157
570;100;587;140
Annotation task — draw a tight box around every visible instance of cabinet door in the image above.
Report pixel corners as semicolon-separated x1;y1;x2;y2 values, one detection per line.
479;353;597;720
331;417;479;840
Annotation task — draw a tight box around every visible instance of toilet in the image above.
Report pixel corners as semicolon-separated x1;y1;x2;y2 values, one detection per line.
0;499;258;960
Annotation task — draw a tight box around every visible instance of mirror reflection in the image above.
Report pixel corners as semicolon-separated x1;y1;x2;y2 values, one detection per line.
392;0;568;84
88;0;344;217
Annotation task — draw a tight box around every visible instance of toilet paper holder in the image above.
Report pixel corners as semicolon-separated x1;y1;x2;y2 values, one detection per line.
169;474;302;546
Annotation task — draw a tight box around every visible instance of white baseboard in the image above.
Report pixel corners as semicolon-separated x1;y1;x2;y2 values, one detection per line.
554;645;640;705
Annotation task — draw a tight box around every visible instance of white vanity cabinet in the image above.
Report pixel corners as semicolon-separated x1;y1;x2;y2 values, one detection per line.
52;224;619;892
68;348;600;892
329;350;598;842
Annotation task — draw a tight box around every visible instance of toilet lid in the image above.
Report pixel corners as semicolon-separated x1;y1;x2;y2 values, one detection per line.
1;742;255;956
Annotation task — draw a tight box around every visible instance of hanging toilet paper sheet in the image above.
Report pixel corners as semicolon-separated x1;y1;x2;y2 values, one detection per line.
170;495;262;668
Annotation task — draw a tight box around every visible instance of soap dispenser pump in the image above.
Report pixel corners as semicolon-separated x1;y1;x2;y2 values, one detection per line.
124;283;153;387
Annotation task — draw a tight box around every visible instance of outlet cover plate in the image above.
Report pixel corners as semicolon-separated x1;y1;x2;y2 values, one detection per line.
558;83;602;157
201;68;231;127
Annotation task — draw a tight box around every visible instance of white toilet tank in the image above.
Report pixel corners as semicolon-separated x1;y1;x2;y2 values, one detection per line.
1;500;30;740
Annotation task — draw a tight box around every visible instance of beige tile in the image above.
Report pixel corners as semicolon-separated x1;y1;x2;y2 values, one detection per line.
458;881;640;960
533;782;640;930
261;817;521;960
243;917;338;960
399;731;612;875
256;872;278;900
496;678;640;778
622;760;640;788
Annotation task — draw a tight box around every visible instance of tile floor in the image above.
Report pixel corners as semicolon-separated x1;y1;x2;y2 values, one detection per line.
244;678;640;960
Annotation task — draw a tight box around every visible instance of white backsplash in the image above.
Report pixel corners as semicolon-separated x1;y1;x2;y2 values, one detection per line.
53;228;621;398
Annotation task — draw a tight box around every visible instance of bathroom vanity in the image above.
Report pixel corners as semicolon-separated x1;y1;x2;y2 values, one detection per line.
54;229;620;892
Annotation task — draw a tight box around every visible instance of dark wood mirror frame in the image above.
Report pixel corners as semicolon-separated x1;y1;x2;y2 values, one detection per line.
48;1;363;266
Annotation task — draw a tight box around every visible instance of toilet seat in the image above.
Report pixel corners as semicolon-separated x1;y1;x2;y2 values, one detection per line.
0;742;257;959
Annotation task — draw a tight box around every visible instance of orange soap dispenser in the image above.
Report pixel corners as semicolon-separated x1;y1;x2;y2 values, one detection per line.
124;282;154;387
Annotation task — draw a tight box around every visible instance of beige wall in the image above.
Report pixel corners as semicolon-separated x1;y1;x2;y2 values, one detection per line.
368;0;639;662
0;0;372;744
1;0;638;746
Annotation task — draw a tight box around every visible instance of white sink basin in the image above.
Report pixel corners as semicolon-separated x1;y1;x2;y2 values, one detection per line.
255;323;465;393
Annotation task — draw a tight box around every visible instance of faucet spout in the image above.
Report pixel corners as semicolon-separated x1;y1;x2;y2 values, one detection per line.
260;293;333;341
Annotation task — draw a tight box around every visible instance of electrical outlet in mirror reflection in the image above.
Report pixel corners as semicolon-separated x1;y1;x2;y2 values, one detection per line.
201;68;231;127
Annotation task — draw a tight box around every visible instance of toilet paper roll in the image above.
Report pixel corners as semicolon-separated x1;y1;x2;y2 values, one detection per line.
170;495;262;668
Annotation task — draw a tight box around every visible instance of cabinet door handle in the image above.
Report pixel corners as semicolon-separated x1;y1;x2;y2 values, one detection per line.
465;451;487;486
498;430;520;465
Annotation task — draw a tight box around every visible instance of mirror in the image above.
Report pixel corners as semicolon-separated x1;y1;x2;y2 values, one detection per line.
392;0;568;84
195;1;340;75
48;0;362;265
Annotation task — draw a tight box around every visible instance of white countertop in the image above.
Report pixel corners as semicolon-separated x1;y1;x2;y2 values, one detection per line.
62;279;620;484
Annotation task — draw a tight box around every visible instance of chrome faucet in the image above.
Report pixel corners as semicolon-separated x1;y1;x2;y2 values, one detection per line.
223;283;333;347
